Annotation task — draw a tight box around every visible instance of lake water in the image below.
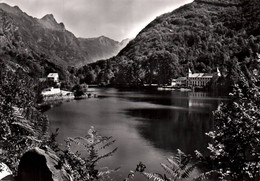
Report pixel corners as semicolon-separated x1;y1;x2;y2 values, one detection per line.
45;88;227;180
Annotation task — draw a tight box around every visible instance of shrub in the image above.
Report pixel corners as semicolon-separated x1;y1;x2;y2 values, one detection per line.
54;126;118;181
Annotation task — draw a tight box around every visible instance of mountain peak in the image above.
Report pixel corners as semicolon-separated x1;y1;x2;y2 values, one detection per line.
41;14;56;22
97;35;119;44
39;14;65;31
98;35;110;40
0;3;22;14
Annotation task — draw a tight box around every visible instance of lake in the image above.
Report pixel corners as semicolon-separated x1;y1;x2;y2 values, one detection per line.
45;88;227;180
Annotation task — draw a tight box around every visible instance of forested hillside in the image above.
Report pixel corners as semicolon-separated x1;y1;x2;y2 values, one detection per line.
79;36;129;62
0;3;92;66
77;0;259;87
0;3;79;172
0;3;128;67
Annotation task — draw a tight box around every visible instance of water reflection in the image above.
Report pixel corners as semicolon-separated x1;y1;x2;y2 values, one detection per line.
125;108;213;154
46;89;226;180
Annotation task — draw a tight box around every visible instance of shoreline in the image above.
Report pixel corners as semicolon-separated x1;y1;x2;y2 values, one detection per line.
38;92;98;112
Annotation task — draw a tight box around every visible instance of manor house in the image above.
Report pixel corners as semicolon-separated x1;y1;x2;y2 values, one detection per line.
172;68;221;88
187;68;221;87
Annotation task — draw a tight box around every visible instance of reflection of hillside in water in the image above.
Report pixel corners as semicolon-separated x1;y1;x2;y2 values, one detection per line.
125;108;213;155
124;91;221;155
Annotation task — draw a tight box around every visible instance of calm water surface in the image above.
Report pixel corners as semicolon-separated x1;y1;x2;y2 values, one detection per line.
45;88;227;180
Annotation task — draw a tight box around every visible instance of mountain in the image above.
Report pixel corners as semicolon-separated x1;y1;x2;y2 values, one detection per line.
78;36;129;62
78;0;259;86
0;3;69;172
0;3;92;67
0;3;129;67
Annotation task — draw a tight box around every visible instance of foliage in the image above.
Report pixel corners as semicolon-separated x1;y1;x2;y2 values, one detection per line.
72;84;85;98
75;0;259;87
195;71;260;180
124;149;196;181
54;126;118;181
0;58;116;180
0;64;49;174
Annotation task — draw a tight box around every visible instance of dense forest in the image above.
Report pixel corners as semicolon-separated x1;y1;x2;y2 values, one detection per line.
76;0;259;87
0;0;259;180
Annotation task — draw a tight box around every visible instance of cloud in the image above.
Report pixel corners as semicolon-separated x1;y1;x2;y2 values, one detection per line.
0;0;193;41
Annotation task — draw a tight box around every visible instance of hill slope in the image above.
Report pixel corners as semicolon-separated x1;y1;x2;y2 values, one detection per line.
79;0;259;86
78;36;129;62
0;3;92;66
0;3;128;67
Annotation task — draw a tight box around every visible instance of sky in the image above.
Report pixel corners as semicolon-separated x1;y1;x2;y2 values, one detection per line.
0;0;193;41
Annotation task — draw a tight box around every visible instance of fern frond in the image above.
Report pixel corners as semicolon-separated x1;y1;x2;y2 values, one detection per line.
195;150;203;159
11;121;34;135
98;139;116;151
24;135;42;143
92;136;112;147
66;137;82;146
167;157;179;171
180;156;191;170
142;172;165;181
181;164;196;178
160;163;177;178
98;167;120;177
92;147;117;165
174;149;186;166
195;170;216;181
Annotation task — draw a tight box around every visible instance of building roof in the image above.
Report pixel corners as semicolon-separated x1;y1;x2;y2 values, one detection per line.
177;77;187;81
42;87;61;96
189;73;213;78
47;73;59;78
39;78;47;82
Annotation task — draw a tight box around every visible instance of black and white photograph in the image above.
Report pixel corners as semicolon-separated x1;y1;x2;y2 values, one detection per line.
0;0;259;180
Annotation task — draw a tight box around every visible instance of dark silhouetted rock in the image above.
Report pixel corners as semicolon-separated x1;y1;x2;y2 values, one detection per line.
17;147;71;181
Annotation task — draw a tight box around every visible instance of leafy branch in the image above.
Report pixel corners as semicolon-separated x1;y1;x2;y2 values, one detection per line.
125;149;197;181
55;126;118;181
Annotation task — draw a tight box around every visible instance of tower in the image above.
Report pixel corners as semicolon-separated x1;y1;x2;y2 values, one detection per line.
217;67;221;77
188;68;192;77
188;68;192;87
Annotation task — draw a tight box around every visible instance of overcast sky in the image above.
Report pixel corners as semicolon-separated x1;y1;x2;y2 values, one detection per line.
0;0;193;41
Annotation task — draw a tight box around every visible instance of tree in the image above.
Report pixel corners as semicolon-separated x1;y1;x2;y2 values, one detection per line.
198;74;260;180
0;66;47;174
72;84;85;98
56;127;118;181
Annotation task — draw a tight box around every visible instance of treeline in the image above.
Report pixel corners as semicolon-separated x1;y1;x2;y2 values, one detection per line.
75;0;259;87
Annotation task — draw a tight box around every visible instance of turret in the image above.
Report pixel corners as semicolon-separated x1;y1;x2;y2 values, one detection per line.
217;67;221;77
188;68;192;77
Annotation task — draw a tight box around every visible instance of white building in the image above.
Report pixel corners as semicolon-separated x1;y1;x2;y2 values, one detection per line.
176;77;187;86
187;68;221;87
170;68;221;88
187;69;213;87
170;67;222;88
171;79;177;86
47;73;59;82
41;87;61;96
